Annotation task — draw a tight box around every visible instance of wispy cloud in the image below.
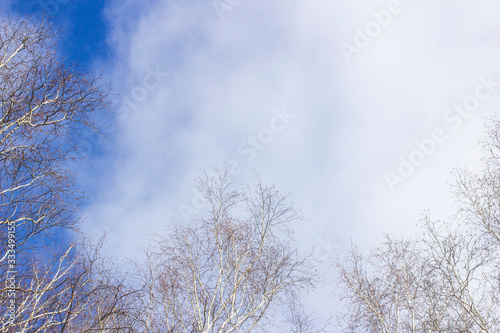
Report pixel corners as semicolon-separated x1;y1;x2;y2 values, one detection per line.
79;1;500;288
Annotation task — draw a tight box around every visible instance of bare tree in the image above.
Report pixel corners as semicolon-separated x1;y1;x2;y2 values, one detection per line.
335;237;430;333
0;235;138;332
451;117;500;246
335;232;480;333
277;293;332;333
0;15;109;252
335;220;500;333
135;165;317;333
0;16;137;332
335;118;500;333
420;216;499;332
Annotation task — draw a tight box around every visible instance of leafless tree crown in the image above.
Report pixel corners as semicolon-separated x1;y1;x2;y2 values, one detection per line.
335;119;500;333
0;16;133;333
135;165;318;333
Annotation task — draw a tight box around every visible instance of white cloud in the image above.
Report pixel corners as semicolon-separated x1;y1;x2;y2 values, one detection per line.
80;0;500;315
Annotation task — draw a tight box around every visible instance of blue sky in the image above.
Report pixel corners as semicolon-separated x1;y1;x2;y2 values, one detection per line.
10;0;108;68
4;0;500;319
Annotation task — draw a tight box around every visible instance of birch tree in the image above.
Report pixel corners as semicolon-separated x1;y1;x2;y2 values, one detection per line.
0;15;109;251
136;166;317;333
0;236;138;332
335;118;500;333
0;16;133;332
